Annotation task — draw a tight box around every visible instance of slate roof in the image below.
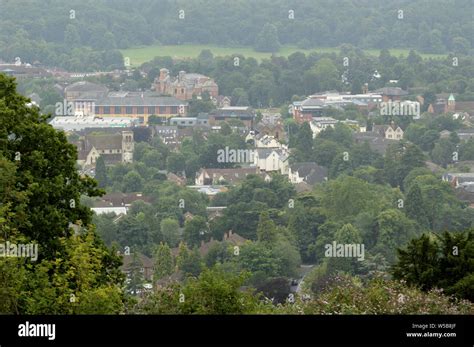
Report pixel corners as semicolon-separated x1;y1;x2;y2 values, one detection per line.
291;162;328;185
255;148;284;159
353;133;398;154
86;133;122;150
374;87;408;96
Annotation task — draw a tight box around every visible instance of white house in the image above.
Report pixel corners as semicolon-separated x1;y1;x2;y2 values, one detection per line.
310;117;339;138
374;123;403;140
254;148;288;172
288;162;328;185
255;134;283;149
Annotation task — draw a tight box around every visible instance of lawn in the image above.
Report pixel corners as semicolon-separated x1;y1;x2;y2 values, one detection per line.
120;44;447;66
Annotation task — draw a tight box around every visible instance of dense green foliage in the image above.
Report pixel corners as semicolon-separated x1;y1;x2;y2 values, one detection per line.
1;0;472;71
392;231;474;301
0;74;124;313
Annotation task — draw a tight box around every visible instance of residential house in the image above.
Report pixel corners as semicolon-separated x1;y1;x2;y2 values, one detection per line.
254;148;288;172
353;132;398;155
198;230;247;257
442;173;474;188
310;117;339;138
121;253;154;282
195;168;257;185
255;113;287;140
255;134;283;149
211;95;231;108
91;192;152;216
373;123;403;140
288;162;328;185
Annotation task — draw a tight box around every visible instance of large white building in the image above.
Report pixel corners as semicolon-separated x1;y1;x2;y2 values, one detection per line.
50;115;137;132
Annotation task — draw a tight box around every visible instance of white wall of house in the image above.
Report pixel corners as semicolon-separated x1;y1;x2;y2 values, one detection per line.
385;127;403;140
288;167;304;183
255;135;281;149
255;151;282;172
310;121;337;138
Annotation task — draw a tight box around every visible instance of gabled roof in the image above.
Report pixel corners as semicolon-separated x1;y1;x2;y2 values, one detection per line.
291;162;328;185
85;133;122;150
121;253;153;270
255;148;283;159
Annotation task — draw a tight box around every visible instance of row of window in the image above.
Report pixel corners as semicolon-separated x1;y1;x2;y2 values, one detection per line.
95;106;185;114
99;149;122;154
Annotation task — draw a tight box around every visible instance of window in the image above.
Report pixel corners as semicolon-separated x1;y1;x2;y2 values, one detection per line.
125;106;133;114
137;106;144;114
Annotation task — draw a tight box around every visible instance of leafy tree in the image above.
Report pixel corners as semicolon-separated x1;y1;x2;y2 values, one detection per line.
180;247;203;277
405;183;429;228
95;155;107;188
122;171;144;192
154;243;174;280
160;218;180;247
0;74;123;314
256;211;278;244
176;241;190;270
183;216;208;247
431;138;455;168
255;23;280;53
134;267;267;314
127;252;145;295
293;122;313;161
392;231;474;301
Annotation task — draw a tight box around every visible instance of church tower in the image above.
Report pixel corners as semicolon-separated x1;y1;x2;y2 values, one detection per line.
447;93;456;112
121;131;134;163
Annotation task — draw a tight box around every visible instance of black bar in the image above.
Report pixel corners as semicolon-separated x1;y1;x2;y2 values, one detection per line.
0;315;472;346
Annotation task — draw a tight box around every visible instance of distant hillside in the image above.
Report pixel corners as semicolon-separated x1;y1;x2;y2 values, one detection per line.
0;0;472;70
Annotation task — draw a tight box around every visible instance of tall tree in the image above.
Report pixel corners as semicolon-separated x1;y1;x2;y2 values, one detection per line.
254;23;280;53
405;183;429;227
154;243;174;280
257;211;277;244
0;74;123;313
95;155;107;188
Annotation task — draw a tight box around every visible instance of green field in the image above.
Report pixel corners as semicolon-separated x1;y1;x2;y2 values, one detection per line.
121;44;447;66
